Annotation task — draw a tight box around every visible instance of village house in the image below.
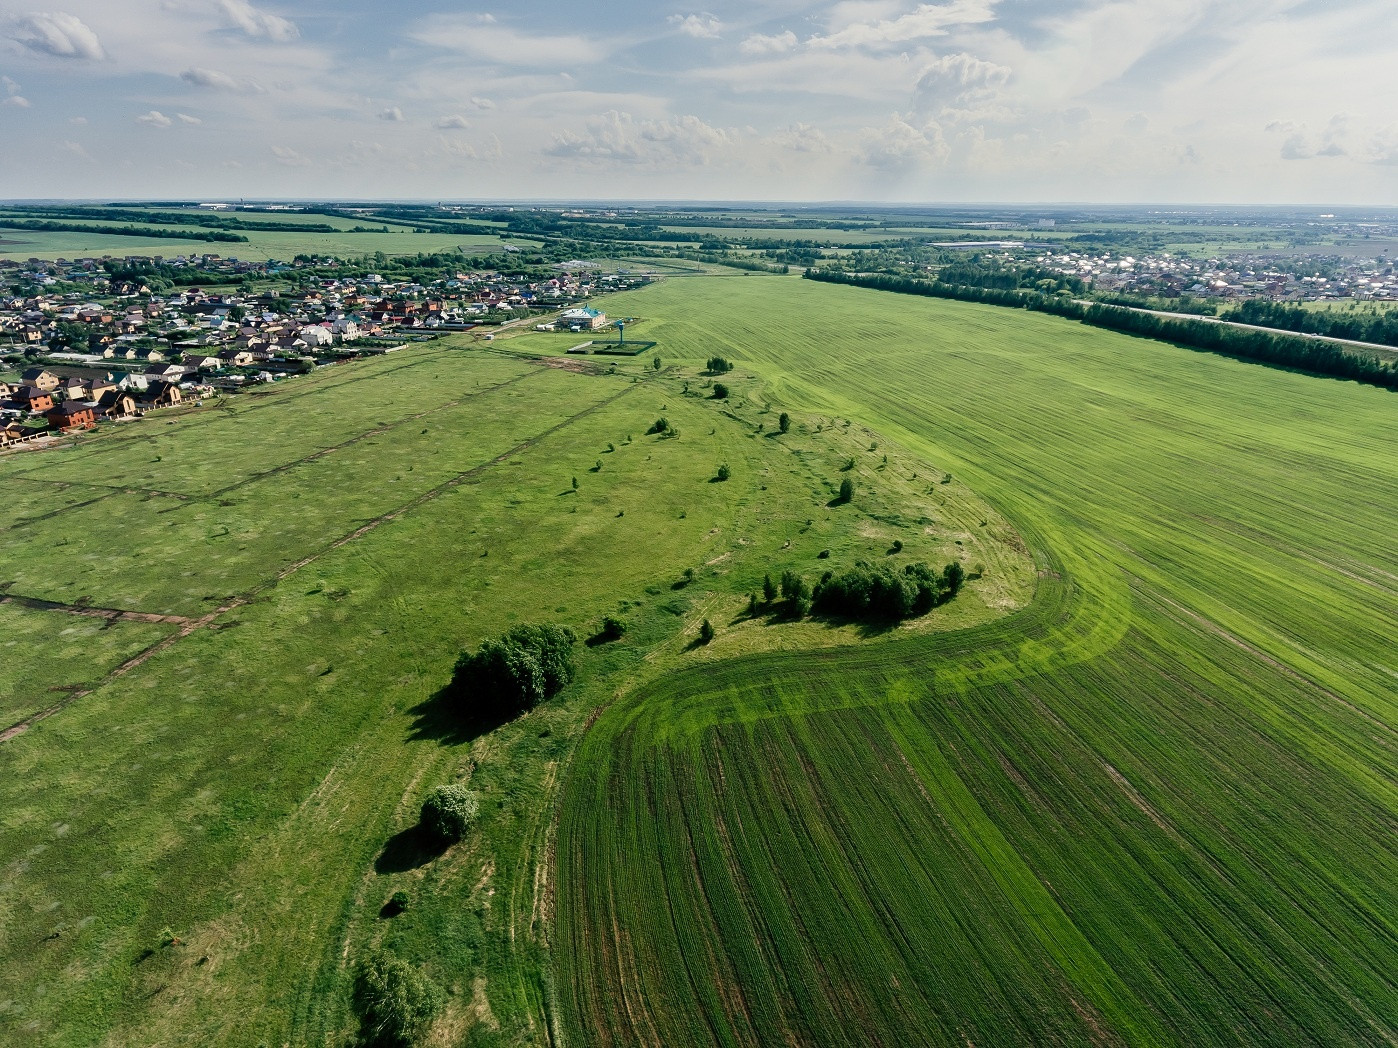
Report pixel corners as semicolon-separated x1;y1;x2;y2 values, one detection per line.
46;401;96;431
21;367;61;391
96;388;139;418
558;306;607;331
141;380;182;408
10;386;55;412
0;421;34;446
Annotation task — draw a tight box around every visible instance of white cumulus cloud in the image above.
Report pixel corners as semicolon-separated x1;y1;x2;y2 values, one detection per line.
9;11;104;60
137;109;173;127
271;144;310;166
218;0;299;42
378;105;405;122
436;114;470;129
546;110;736;166
812;1;998;50
739;30;797;56
668;13;722;39
180;66;264;93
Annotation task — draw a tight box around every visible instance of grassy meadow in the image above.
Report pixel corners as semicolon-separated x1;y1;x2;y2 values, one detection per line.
554;274;1398;1045
0;313;1027;1045
0;221;505;261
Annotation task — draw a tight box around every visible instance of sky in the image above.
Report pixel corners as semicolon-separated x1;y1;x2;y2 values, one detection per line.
0;0;1395;204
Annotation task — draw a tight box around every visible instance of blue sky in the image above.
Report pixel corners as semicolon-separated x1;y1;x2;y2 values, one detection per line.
0;0;1395;202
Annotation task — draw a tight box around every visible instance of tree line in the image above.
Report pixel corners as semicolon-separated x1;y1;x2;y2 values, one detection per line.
0;218;248;243
804;269;1398;390
1228;299;1398;350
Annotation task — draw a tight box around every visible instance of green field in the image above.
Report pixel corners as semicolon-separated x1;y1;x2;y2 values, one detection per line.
0;312;1029;1044
553;275;1398;1045
1;269;1394;1046
0;223;506;261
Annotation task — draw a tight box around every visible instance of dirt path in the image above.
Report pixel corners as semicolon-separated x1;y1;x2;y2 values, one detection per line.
0;380;642;744
0;592;193;625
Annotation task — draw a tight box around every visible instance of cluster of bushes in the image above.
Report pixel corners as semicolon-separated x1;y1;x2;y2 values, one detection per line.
449;623;576;718
812;561;964;621
805;269;1397;390
706;356;734;374
753;560;964;623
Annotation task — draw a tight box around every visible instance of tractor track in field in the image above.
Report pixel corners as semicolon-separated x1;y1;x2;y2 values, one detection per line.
0;347;461;481
3;476;190;501
0;592;194;625
193;364;549;502
0;356;544;529
0;379;642;744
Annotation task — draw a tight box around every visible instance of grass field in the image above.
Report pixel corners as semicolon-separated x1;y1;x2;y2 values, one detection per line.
1;268;1394;1046
553;275;1398;1045
0;223;506;261
0;313;1028;1045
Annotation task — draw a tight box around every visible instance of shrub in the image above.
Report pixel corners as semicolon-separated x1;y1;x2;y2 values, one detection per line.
715;462;731;481
420;784;479;843
811;561;963;622
698;618;715;644
780;570;808;604
352;950;444;1048
648;417;669;434
451;623;577;718
706;355;733;374
762;573;778;603
652;356;661;370
598;615;626;641
747;592;759;615
837;477;854;503
891;539;903;553
778;412;791;434
711;383;729;399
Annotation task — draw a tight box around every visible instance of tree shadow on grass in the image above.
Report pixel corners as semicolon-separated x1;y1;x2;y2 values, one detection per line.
405;683;516;747
374;824;447;875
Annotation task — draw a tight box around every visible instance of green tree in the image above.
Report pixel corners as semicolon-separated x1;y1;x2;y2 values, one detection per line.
778;412;791;434
352;950;443;1048
762;574;778;603
420;784;479;844
715;462;731;481
451;624;577;717
711;383;729;400
838;477;854;503
698;618;715;644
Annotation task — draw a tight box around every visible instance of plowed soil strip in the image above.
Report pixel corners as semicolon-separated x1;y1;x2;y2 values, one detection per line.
0;380;639;743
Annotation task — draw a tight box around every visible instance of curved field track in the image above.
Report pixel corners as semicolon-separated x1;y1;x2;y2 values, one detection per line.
555;275;1398;1046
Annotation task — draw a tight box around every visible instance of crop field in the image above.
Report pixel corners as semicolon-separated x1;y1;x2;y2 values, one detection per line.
554;275;1398;1045
0;314;1028;1044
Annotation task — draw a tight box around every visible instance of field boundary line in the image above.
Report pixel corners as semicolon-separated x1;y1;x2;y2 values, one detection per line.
196;364;550;500
0;346;463;480
0;489;116;533
0;378;642;744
